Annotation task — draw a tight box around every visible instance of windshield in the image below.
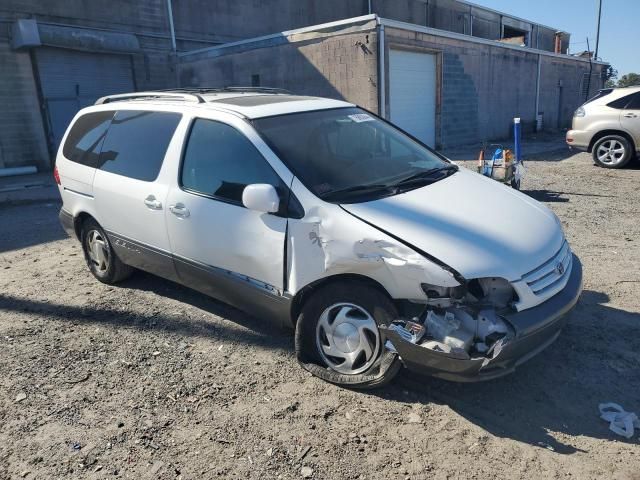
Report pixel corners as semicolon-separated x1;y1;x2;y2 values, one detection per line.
252;107;454;202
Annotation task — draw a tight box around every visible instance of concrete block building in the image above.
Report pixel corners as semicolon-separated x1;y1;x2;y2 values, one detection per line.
0;0;608;171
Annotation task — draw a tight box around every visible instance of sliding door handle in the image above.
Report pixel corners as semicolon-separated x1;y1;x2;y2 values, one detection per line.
144;195;162;210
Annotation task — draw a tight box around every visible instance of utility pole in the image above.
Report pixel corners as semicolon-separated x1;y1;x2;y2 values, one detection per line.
595;0;602;60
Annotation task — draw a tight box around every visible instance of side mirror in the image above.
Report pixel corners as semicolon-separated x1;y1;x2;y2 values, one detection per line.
242;184;280;214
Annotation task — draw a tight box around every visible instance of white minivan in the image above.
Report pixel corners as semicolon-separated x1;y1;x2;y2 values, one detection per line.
57;89;582;388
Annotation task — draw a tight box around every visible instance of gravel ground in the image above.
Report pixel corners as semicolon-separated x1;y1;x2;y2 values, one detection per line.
0;149;639;479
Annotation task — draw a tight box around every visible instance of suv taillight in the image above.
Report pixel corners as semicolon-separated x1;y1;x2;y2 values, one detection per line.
53;165;61;185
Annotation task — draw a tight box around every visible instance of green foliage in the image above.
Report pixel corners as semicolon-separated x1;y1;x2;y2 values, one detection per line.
616;73;640;88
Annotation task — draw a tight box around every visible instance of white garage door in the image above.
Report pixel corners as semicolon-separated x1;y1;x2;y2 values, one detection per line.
389;49;437;147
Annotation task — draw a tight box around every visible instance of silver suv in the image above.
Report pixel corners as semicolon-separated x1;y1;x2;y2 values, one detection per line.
567;86;640;168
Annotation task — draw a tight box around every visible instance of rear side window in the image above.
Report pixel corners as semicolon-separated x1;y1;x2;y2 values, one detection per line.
625;93;640;109
608;93;635;109
63;111;114;167
99;110;182;181
180;119;284;204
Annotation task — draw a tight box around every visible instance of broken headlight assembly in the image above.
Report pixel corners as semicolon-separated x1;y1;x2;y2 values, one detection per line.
387;277;518;361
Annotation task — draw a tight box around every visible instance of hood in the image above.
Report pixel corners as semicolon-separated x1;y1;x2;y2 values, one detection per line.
341;168;564;281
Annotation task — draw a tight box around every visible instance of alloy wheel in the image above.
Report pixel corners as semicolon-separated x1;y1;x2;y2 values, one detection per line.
597;139;626;166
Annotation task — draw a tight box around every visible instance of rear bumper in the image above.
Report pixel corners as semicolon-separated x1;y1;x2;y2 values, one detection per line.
384;254;583;382
566;130;591;152
59;208;76;239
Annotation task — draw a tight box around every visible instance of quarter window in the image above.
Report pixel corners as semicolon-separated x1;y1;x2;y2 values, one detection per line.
98;110;182;181
625;93;640;110
608;93;635;109
62;111;114;167
181;119;283;205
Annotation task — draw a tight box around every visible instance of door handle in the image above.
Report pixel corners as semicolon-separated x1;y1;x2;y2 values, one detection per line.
169;203;190;218
144;195;162;210
623;112;638;118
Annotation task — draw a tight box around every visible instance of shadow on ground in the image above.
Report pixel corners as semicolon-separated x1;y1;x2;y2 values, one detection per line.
0;270;290;353
524;189;617;203
0;201;66;253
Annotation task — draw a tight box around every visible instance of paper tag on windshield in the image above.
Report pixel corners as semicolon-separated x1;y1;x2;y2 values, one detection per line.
348;113;374;123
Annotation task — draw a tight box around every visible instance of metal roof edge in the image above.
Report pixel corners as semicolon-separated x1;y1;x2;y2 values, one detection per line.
379;17;608;65
178;14;377;59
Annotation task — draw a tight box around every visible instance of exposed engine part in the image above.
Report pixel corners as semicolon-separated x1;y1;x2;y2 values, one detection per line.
387;306;512;360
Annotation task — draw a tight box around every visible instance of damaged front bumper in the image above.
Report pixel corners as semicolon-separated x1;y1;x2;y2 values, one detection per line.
383;254;583;382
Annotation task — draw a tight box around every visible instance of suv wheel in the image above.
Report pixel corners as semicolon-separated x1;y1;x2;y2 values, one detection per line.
295;281;401;389
593;135;633;169
81;218;133;284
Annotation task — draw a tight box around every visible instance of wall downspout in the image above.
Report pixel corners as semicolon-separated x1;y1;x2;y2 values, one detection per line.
166;0;178;86
368;0;372;15
535;53;541;131
378;18;386;119
166;0;177;51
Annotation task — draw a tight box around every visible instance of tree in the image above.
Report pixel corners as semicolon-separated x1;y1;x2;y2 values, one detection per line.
603;65;617;87
616;73;640;88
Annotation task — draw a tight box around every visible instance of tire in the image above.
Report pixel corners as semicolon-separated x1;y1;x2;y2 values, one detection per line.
592;135;633;169
80;218;134;284
294;280;401;389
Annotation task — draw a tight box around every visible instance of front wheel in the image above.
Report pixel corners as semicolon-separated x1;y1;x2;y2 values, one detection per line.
592;135;633;169
295;281;401;389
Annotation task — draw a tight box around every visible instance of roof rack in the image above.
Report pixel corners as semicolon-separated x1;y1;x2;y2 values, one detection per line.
157;86;293;95
95;91;206;105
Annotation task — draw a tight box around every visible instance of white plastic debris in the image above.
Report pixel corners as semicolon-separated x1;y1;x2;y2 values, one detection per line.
599;403;640;439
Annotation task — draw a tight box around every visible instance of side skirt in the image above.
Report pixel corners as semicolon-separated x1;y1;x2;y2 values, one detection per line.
105;231;291;328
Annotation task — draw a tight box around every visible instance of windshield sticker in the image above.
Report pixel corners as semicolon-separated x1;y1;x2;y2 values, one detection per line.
348;113;374;123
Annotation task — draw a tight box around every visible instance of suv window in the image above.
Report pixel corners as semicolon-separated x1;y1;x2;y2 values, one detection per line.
63;111;114;167
625;92;640;110
99;110;182;181
181;119;284;205
608;93;636;109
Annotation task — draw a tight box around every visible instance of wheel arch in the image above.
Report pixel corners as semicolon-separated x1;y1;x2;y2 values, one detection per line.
588;129;636;153
73;211;97;240
289;273;395;327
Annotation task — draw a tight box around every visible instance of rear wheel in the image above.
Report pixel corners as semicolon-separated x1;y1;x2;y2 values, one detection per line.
81;218;133;284
592;135;633;169
295;281;401;389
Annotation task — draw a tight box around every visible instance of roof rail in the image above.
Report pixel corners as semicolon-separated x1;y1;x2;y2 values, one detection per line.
157;86;293;95
95;91;206;105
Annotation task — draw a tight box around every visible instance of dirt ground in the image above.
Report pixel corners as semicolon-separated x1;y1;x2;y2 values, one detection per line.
1;147;639;479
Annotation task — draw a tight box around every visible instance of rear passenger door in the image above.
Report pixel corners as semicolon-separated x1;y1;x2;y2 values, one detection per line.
619;92;640;148
92;109;184;280
165;115;292;315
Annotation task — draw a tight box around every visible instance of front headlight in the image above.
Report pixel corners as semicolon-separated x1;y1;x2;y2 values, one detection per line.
574;106;585;117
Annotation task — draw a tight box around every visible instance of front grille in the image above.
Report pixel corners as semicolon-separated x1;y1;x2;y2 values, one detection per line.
522;240;572;297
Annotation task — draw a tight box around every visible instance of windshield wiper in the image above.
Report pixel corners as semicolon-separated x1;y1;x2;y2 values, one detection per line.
392;164;458;187
320;183;396;201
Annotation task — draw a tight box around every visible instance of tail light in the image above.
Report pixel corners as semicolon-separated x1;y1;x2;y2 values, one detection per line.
53;165;61;185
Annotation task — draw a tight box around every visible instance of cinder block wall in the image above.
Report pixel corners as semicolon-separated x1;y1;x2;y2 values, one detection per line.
384;27;603;148
179;29;379;113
